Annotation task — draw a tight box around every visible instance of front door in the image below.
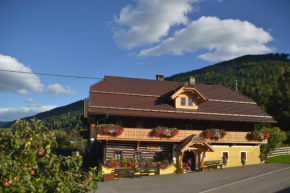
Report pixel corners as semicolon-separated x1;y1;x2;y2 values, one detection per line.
182;151;196;171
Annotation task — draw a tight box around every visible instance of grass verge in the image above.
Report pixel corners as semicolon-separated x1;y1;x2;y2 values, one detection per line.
266;155;290;164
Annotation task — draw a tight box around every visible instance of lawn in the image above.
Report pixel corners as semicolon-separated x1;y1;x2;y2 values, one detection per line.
266;155;290;164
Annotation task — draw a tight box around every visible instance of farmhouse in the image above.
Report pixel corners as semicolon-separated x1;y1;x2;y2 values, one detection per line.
83;75;275;173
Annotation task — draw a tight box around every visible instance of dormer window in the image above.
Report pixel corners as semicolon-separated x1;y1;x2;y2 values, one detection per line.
181;97;186;106
170;86;207;110
188;98;193;106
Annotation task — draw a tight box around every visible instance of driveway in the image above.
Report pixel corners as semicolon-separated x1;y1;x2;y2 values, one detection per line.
94;163;290;193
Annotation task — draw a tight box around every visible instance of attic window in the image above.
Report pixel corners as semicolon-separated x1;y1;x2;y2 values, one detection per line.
181;97;186;106
188;98;193;106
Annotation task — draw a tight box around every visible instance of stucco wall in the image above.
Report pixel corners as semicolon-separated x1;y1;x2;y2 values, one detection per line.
205;145;261;167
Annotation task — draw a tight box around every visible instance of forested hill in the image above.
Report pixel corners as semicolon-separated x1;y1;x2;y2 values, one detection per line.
167;53;290;111
5;100;85;130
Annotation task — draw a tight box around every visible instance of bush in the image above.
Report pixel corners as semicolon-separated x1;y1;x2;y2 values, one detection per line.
0;118;100;193
260;127;287;159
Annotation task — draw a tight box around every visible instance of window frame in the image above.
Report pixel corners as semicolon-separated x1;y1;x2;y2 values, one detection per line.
181;97;186;106
188;97;193;106
134;151;142;159
240;151;247;161
114;150;123;160
221;151;229;161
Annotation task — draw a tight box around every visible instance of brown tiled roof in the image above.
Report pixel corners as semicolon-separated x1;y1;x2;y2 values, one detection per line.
87;76;275;123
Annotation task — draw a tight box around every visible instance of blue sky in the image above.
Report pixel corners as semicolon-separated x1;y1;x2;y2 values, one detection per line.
0;0;289;121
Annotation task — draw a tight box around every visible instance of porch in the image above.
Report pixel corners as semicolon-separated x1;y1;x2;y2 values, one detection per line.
91;126;267;144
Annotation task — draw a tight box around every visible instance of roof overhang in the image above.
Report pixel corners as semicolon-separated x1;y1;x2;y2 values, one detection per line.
174;135;214;152
170;87;207;103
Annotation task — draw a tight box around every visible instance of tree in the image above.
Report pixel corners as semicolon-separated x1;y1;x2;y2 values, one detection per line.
0;118;100;193
260;127;287;159
268;69;290;131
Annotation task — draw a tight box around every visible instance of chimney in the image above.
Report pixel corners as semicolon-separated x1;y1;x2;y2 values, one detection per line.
156;74;164;81
189;76;196;85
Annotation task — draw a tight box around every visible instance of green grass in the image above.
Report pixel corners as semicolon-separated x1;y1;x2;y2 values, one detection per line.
266;155;290;164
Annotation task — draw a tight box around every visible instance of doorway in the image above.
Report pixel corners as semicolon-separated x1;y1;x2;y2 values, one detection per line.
182;151;196;171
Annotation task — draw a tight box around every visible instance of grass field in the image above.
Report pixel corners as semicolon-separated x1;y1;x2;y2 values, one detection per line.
266;155;290;164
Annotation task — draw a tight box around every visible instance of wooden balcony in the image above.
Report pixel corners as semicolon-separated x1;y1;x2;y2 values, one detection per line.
94;128;267;144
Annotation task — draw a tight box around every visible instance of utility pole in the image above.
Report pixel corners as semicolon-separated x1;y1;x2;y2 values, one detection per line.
234;80;239;92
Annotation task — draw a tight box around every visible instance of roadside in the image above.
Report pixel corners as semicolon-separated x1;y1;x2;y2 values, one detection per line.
94;163;290;193
266;155;290;164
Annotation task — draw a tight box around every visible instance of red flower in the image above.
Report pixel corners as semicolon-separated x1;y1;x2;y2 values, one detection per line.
264;132;270;140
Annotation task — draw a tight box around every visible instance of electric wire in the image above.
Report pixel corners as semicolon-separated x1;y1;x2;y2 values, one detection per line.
0;69;103;80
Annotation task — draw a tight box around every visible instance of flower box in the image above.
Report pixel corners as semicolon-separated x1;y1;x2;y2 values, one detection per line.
247;130;270;141
152;127;178;138
96;124;124;136
203;129;226;139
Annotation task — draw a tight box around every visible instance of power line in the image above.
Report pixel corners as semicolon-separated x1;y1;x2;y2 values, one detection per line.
0;69;103;80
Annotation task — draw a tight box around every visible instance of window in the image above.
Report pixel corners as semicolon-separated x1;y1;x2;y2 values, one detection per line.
221;151;229;161
135;152;142;159
181;97;186;106
116;120;123;126
240;151;247;161
114;151;122;159
188;97;193;106
136;121;144;128
186;124;193;130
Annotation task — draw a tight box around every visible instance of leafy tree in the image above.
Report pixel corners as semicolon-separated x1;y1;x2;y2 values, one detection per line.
260;127;287;159
0;118;100;193
53;129;87;156
268;69;290;131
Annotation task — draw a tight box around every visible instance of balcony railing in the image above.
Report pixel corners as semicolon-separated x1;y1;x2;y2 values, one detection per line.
94;127;267;144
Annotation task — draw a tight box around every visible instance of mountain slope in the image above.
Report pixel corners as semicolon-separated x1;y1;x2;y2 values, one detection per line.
0;121;11;127
167;53;290;111
5;100;85;130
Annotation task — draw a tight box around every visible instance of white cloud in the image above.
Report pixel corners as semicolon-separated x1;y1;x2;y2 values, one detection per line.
46;84;76;95
0;54;44;94
113;0;199;49
139;16;274;62
0;99;57;121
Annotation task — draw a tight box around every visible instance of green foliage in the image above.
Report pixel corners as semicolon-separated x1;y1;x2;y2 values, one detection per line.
266;155;290;164
241;158;246;166
167;53;290;131
268;69;290;131
0;118;100;193
260;127;287;159
285;132;290;145
175;167;185;174
53;129;87;156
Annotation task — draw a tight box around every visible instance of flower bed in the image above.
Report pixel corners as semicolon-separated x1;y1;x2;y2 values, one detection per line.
203;129;227;139
96;124;124;136
247;130;270;141
104;158;172;170
152;126;178;138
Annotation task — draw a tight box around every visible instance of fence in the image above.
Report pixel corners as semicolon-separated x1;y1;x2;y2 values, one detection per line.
268;146;290;157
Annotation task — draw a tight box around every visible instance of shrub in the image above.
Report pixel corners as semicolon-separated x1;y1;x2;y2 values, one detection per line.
0;118;100;193
260;127;287;158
